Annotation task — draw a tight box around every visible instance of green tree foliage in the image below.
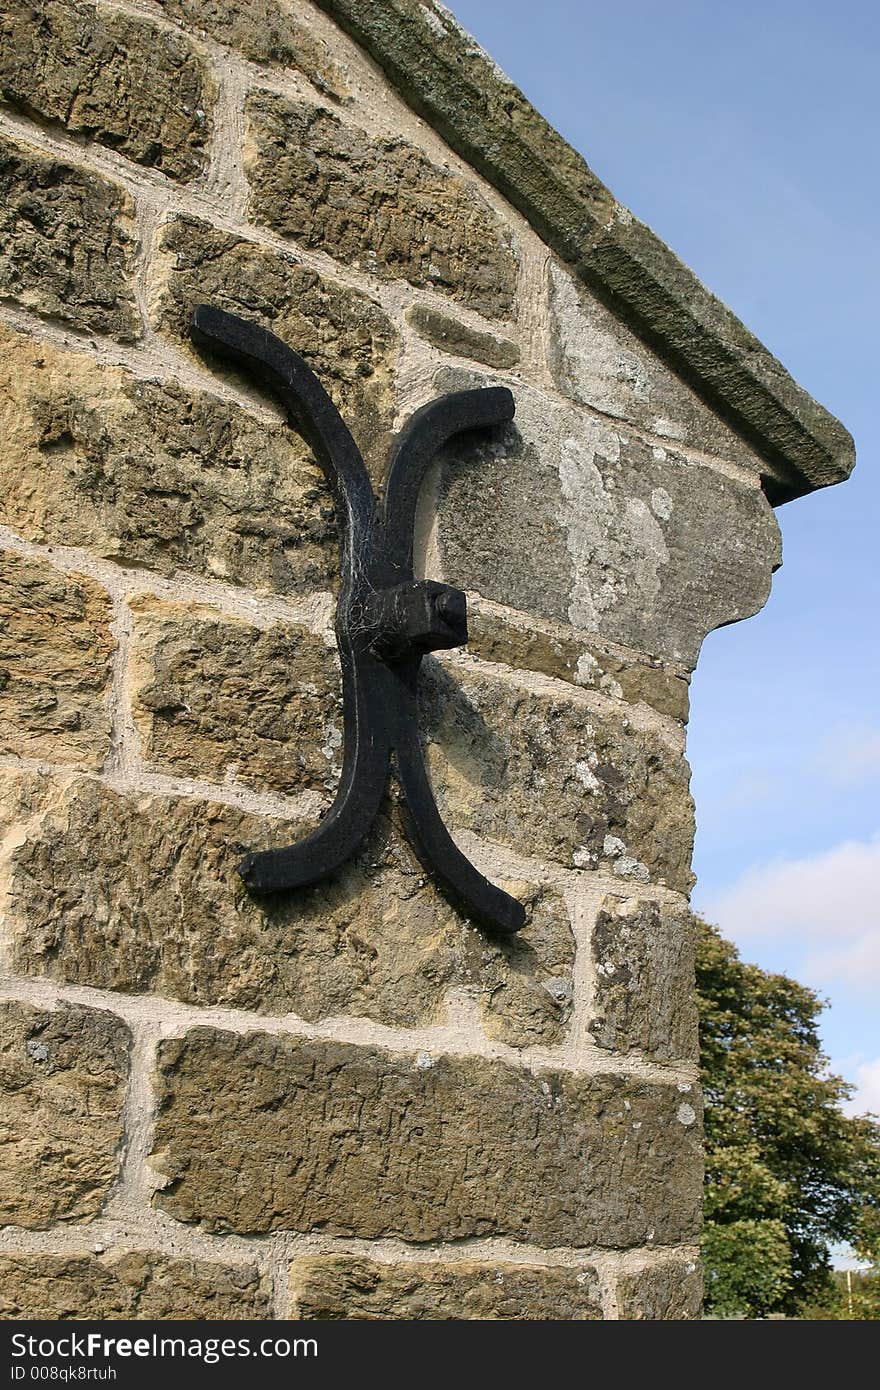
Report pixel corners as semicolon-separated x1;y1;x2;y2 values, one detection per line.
696;920;880;1318
805;1268;880;1320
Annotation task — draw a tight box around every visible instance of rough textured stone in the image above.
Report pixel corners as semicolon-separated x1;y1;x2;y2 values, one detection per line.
617;1257;703;1319
288;1255;603;1319
434;372;782;669
588;895;698;1062
152;1030;703;1243
0;133;137;340
153;214;399;473
585;206;854;502
0;0;214;181
245;91;518;319
0;553;114;769
466;608;689;723
4;773;573;1045
312;0;855;502
0;1000;130;1228
548;261;763;470
406;303;520;369
129;596;343;797
0;324;338;594
0;1251;270;1319
156;0;349;99
470;878;574;1048
422;654;695;892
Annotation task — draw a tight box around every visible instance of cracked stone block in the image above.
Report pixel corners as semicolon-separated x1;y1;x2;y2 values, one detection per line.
0;552;114;769
287;1255;603;1319
588;894;699;1062
0;0;215;181
0;999;130;1227
617;1257;703;1319
245;91;518;319
0;1251;270;1319
128;595;343;798
0;133;138;340
151;1028;703;1244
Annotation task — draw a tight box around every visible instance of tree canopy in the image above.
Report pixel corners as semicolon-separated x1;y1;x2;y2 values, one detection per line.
695;919;880;1318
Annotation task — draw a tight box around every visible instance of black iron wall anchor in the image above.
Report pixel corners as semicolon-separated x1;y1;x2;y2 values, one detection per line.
190;305;525;936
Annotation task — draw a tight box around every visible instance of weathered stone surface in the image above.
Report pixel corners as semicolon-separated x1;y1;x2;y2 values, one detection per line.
4;773;573;1045
617;1257;703;1319
152;1030;703;1243
0;134;137;340
0;553;114;769
0;324;337;594
548;262;763;470
0;1251;270;1319
244;91;518;319
153;214;399;472
406;303;520;369
588;895;698;1062
156;0;349;99
466;608;689;723
312;0;855;503
288;1255;603;1319
422;655;695;892
434;372;782;668
469;878;574;1048
0;1000;130;1228
0;0;214;181
129;596;343;797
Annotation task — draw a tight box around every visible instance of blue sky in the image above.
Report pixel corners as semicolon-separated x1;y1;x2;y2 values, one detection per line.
450;0;880;1114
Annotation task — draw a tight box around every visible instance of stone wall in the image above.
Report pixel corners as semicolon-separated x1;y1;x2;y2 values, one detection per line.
0;0;822;1321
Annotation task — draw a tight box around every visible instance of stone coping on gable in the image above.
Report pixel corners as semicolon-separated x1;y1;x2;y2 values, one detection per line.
314;0;855;505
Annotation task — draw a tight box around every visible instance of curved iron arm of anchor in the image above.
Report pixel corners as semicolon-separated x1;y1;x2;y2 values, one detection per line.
383;387;515;573
190;305;376;558
191;305;389;893
190;305;524;934
383;388;525;934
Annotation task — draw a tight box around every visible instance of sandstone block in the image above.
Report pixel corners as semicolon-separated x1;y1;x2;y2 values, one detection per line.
0;553;114;769
422;655;695;892
129;596;343;797
0;1000;130;1227
244;92;518;319
155;0;349;98
468;879;575;1048
0;0;214;181
434;372;782;668
288;1255;603;1319
0;133;137;340
466;608;689;723
153;215;399;472
617;1257;703;1319
406;303;520;369
0;324;337;594
0;1251;270;1319
588;895;699;1062
152;1030;703;1244
4;773;573;1045
548;262;764;470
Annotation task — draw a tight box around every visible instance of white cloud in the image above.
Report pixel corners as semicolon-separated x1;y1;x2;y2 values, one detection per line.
699;833;880;988
816;723;880;786
843;1057;880;1118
